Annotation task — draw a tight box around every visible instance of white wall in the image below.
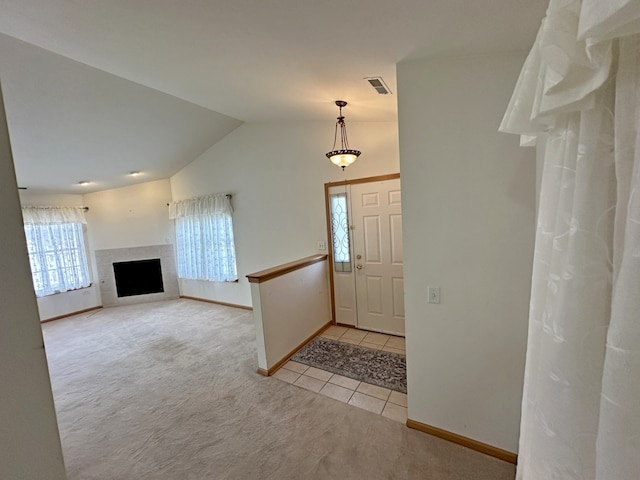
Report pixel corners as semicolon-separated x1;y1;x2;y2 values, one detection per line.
19;191;84;207
397;52;535;453
84;179;174;251
0;87;67;479
171;120;400;307
251;259;331;371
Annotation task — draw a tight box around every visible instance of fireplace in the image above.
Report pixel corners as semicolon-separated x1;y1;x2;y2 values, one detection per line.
113;258;164;297
95;245;179;307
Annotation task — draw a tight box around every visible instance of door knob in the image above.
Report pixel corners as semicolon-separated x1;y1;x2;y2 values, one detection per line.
356;264;363;270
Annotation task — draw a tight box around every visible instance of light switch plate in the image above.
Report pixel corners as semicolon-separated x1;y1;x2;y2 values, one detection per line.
428;287;441;304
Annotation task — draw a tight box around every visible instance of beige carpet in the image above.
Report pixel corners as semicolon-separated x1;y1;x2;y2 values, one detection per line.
43;299;516;480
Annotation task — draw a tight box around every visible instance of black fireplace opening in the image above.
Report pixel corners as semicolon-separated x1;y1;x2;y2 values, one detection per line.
113;258;164;298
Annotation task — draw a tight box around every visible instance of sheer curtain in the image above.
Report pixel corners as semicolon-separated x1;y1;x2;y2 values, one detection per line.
169;194;237;282
21;206;90;297
500;1;640;478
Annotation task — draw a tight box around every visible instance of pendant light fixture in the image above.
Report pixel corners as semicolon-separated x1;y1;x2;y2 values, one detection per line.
326;100;361;170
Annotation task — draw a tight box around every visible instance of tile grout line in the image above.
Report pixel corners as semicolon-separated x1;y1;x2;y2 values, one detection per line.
277;326;408;422
325;326;406;353
279;362;408;423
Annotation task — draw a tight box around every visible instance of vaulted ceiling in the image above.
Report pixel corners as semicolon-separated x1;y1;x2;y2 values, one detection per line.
0;0;546;193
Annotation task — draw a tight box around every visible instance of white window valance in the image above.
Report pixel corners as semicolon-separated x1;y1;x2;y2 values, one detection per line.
22;206;87;225
168;194;232;219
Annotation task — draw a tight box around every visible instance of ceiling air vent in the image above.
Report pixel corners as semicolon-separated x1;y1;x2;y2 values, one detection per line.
365;76;392;95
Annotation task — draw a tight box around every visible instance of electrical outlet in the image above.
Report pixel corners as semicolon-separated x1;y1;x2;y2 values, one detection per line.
428;287;441;304
317;241;326;250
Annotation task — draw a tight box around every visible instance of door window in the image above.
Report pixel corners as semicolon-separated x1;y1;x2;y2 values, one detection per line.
329;193;352;272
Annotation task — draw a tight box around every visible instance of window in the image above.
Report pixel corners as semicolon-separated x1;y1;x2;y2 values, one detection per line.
170;194;237;282
329;193;352;272
22;206;91;297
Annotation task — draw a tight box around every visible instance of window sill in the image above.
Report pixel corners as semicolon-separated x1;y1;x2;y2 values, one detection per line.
37;284;93;298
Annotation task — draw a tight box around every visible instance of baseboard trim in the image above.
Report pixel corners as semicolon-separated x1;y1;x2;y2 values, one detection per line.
405;419;517;465
180;295;253;311
259;321;332;376
40;306;103;323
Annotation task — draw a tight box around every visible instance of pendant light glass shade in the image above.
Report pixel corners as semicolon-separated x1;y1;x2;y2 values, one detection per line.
328;150;360;168
326;100;361;170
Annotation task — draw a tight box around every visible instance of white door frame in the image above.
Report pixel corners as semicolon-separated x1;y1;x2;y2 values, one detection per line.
324;173;402;329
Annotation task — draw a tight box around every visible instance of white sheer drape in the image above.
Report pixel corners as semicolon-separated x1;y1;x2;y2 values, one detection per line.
500;1;640;478
21;206;90;297
169;194;237;282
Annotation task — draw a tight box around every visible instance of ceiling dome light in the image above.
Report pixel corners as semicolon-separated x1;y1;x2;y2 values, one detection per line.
326;100;361;170
78;180;91;186
129;171;141;177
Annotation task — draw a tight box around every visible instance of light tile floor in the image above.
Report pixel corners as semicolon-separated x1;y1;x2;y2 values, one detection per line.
272;326;407;423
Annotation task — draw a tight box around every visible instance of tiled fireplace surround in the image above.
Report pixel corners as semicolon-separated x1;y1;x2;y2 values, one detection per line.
95;245;179;307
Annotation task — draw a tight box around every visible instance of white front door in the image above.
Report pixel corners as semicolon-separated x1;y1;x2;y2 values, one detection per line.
327;177;405;336
351;178;404;335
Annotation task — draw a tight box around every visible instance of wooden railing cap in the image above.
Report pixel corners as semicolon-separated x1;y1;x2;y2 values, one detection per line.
246;254;327;284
